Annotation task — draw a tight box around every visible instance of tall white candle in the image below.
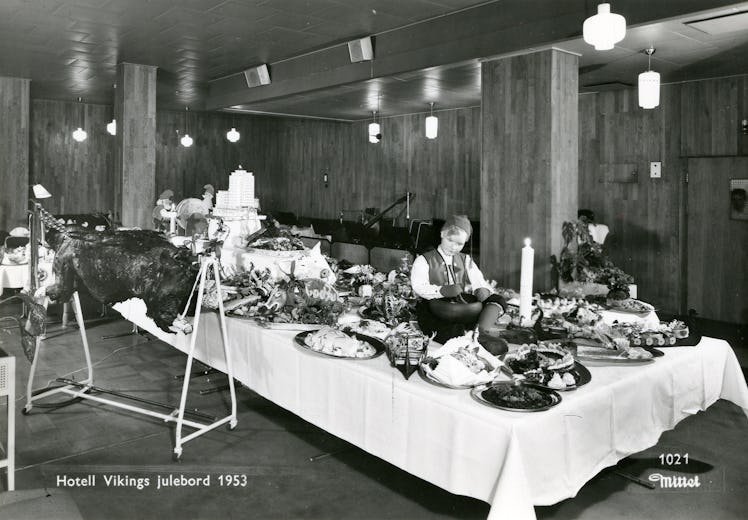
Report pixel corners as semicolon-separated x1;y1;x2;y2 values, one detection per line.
519;237;534;326
169;213;177;235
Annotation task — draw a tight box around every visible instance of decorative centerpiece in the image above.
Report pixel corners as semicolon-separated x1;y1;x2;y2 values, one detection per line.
556;220;634;298
209;166;265;248
385;322;430;379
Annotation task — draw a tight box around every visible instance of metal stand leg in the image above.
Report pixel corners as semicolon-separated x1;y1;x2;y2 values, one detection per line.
23;255;238;461
172;254;238;460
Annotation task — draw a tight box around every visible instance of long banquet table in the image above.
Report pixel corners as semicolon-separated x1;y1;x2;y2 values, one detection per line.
114;300;748;520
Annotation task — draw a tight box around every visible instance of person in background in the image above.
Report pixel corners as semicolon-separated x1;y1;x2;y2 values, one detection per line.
152;189;176;232
410;215;508;354
201;184;215;214
730;188;747;219
578;209;609;244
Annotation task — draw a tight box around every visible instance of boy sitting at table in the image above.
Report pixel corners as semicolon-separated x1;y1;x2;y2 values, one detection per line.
410;215;508;355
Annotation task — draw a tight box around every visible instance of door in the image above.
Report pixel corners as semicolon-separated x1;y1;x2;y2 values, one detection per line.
686;158;748;323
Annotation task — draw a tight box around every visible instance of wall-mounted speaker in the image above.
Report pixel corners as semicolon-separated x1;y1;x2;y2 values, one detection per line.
244;64;271;88
347;37;373;63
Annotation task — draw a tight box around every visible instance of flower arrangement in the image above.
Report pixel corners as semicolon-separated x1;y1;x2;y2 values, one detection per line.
558;220;634;298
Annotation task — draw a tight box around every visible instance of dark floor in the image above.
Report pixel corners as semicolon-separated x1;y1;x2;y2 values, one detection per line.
1;299;747;520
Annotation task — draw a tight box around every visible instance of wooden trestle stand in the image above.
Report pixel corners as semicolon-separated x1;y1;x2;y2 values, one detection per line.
23;252;238;461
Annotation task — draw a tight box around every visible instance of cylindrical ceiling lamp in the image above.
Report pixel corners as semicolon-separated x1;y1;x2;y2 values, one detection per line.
226;127;240;142
181;106;193;147
425;102;438;139
583;3;626;51
638;48;660;109
72;97;87;142
368;111;381;144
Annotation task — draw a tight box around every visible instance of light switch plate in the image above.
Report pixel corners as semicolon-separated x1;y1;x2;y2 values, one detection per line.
650;162;661;178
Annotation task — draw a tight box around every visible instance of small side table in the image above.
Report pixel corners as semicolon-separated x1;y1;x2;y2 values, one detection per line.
0;348;14;491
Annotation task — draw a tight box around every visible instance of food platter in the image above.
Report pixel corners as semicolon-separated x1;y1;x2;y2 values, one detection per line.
522;361;592;392
605;299;655;316
470;382;562;412
501;343;589;391
236;318;324;331
417;364;478;389
293;330;386;360
575;349;655;365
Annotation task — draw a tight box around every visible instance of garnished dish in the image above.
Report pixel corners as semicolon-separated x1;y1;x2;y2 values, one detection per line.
608;319;690;348
503;343;590;391
606;298;655;315
471;382;562;412
419;332;501;388
294;327;384;359
575;344;654;364
342;319;392;340
247;236;305;251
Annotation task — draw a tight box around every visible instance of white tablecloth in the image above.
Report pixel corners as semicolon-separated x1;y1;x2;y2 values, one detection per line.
113;300;748;520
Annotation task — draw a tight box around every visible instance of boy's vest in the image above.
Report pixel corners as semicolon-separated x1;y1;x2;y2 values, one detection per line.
422;249;468;289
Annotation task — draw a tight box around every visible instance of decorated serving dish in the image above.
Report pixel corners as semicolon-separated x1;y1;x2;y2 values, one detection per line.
502;342;591;391
294;328;385;360
471;382;562;412
419;332;501;388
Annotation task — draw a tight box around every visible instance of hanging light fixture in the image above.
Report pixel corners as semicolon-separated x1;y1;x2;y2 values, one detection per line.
425;102;438;139
106;119;117;135
181;107;193;147
226;112;240;142
72;97;88;142
226;127;240;143
638;47;660;109
368;111;381;144
583;3;626;51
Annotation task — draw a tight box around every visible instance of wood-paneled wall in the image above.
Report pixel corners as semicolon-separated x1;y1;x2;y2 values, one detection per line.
0;77;30;231
580;76;748;317
686;158;748;323
579;86;686;313
263;109;481;222
29;99;115;217
680;75;748;157
13;73;748;321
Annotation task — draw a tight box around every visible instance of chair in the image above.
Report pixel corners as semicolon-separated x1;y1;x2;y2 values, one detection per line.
370;247;414;273
0;347;14;491
299;236;331;256
331;242;369;265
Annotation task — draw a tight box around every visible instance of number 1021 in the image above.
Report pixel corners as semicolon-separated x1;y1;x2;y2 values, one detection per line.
659;453;689;465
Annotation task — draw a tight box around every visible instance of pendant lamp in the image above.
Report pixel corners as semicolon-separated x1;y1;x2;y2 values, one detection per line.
368;111;381;144
638;48;660;109
583;3;626;51
425;102;438;139
226;127;240;143
181;107;193;147
72;97;88;142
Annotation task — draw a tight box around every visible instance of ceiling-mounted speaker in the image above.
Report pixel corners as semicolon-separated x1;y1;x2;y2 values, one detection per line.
244;64;271;88
348;37;373;63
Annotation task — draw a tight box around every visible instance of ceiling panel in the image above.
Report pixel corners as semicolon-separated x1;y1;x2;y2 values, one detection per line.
0;0;747;116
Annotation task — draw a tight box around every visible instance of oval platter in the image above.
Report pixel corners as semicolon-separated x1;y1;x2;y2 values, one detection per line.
521;361;592;392
470;382;562;412
417;363;484;390
294;330;386;360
